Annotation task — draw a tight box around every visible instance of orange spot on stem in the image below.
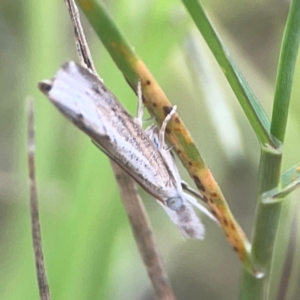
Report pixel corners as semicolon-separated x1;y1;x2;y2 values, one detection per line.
79;0;94;11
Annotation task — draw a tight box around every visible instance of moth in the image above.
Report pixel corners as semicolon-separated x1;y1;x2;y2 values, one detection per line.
39;61;218;239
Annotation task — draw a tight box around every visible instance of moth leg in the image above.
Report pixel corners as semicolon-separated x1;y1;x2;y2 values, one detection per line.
181;180;205;202
135;79;144;127
183;192;220;225
158;105;177;150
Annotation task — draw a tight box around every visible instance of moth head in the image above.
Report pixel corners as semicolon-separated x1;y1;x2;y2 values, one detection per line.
166;196;183;211
38;80;53;95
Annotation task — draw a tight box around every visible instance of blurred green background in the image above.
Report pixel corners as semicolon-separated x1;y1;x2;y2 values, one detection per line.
1;0;300;299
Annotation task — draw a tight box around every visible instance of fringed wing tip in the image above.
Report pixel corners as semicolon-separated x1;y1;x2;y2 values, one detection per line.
158;201;205;240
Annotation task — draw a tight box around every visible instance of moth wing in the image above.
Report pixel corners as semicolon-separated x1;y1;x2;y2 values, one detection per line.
91;140;169;201
39;61;108;137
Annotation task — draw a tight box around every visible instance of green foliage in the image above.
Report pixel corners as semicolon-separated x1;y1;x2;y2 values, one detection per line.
182;0;274;147
2;0;300;299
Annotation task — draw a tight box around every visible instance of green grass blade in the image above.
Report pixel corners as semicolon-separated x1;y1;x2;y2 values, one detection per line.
240;1;300;298
76;0;260;275
76;0;139;84
262;162;300;204
271;0;300;142
181;0;274;147
240;146;282;300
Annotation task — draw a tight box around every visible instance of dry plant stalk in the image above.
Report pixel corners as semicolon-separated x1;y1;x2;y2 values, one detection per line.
27;98;51;300
63;0;176;298
111;163;175;300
